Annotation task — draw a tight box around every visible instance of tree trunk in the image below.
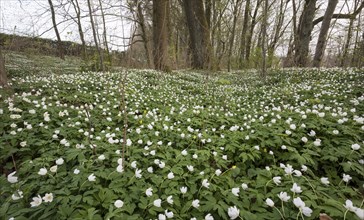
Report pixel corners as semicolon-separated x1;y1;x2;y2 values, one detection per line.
245;0;261;64
87;0;104;71
137;1;153;68
152;0;170;71
261;0;268;79
0;48;9;88
48;0;64;60
227;0;241;72
295;0;317;67
238;0;250;68
70;0;87;60
98;0;111;65
312;0;338;67
183;0;214;69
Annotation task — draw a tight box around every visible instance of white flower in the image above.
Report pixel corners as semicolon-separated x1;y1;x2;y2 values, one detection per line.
73;169;80;174
205;213;214;220
147;167;154;173
158;214;166;220
165;209;174;218
202;179;210;188
313;139;321;146
302;206;313;217
126;139;132;146
38;168;47;176
193;154;198;159
167;172;174;179
131;161;137;169
11;190;24;200
284;164;293;175
187;165;194;172
293;170;302;177
291;183;302;194
192;199;200;208
117;165;124;173
114;200;124;208
343;200;356;212
30;195;42;207
308;130;316;137
154;199;162;207
88;173;96;182
181;149;188;156
293;197;305;209
320;177;330;185
281;145;287;150
278;192;290;202
228;206;240;220
146;187;153;197
180;186;187;194
98;154;105;160
351;144;360;151
301;165;308;172
333;130;339;135
135;169;142;178
20;141;27;147
318;112;325;118
273;176;281;185
266;198;274;207
232;187;240;196
301;137;308;143
56;158;64;165
290;124;296;130
215;169;222;176
42;193;53;202
353;207;364;220
117;158;123;165
159;161;166;168
241;183;248;190
222;155;227;160
7;171;18;183
167;195;173;204
50;165;58;173
343;173;352;183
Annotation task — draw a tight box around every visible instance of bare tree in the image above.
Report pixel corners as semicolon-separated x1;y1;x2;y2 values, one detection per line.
227;0;241;72
295;0;317;67
261;0;268;79
239;0;251;68
87;0;104;71
183;0;214;69
137;0;153;68
48;0;65;60
152;0;170;71
70;0;87;60
312;0;338;68
0;48;9;88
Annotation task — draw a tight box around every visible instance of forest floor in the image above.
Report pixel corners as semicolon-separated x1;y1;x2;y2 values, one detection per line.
1;51;364;220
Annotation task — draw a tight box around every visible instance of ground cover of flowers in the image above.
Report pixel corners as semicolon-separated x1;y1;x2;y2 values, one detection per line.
1;68;363;220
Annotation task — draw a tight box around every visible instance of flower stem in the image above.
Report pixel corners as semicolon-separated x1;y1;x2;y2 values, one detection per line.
281;200;286;217
274;207;285;220
343;209;348;220
302;175;317;196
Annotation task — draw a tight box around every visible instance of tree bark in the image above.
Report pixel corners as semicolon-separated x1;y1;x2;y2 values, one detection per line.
261;0;268;79
295;0;317;67
87;0;104;71
183;0;214;69
312;0;338;67
137;1;153;68
98;0;111;65
239;0;250;68
152;0;170;71
48;0;65;60
70;0;87;60
227;0;241;72
245;0;261;64
0;47;9;88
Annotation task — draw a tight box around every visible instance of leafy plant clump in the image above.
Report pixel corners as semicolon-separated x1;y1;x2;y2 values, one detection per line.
0;68;363;220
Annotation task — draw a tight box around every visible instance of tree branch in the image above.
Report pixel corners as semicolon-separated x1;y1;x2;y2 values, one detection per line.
313;1;364;26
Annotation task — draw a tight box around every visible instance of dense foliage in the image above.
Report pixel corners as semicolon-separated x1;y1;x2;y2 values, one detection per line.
1;69;363;220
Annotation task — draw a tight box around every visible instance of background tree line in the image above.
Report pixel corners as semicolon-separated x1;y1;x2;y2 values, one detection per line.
1;0;364;86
